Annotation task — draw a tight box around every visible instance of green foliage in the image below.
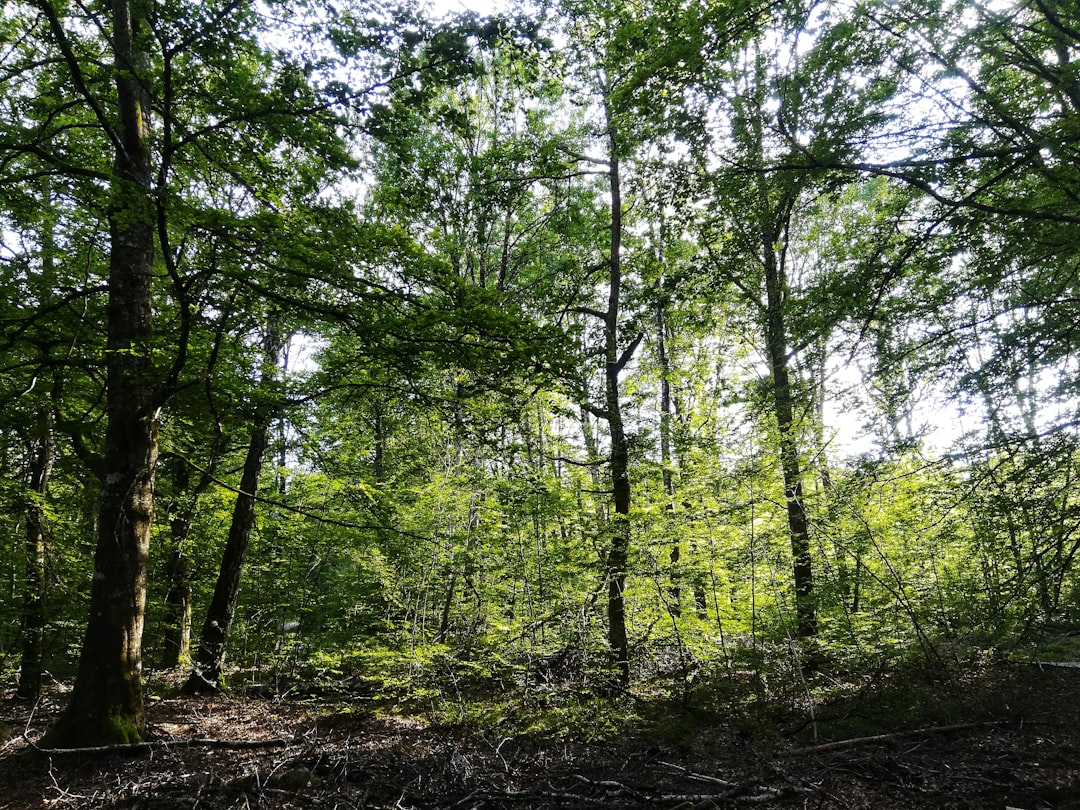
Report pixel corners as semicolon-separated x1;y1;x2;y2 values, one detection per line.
2;0;1080;746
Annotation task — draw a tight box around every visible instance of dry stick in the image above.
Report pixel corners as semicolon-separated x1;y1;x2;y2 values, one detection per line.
28;735;303;755
466;787;797;807
657;761;795;800
657;794;786;805
657;760;739;788
781;721;1005;756
574;768;794;805
571;773;645;796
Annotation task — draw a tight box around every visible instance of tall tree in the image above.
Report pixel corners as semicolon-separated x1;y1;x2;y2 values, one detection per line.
36;0;161;745
556;4;644;685
692;1;911;640
16;406;53;699
555;0;767;678
184;316;285;693
0;0;390;745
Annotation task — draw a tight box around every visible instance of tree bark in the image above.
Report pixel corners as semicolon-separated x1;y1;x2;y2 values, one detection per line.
42;0;159;746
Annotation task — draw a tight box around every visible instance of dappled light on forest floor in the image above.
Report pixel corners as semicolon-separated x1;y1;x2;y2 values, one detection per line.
2;661;1080;808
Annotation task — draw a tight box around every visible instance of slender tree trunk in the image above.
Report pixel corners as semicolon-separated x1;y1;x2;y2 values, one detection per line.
670;387;708;619
159;497;194;669
160;460;191;668
763;230;817;640
656;302;682;618
18;189;57;701
601;101;632;687
17;408;53;699
43;0;159;746
436;385;472;642
184;322;283;693
159;450;219;668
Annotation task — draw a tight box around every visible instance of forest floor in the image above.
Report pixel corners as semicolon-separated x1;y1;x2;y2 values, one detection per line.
1;656;1079;809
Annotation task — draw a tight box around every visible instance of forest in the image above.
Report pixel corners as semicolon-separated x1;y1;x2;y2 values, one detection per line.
1;0;1079;806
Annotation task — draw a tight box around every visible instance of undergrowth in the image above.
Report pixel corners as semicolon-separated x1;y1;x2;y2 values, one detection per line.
186;634;1024;753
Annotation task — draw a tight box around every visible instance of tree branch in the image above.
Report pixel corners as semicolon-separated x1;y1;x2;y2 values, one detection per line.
32;0;125;159
615;331;644;373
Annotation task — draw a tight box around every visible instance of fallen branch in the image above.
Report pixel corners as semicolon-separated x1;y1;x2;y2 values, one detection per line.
658;760;738;788
781;721;1005;756
1031;660;1080;669
568;767;799;805
571;772;645;798
28;735;301;756
653;792;788;804
464;788;797;807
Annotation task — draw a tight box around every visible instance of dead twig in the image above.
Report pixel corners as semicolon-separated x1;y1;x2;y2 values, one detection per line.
571;772;646;797
658;760;738;788
781;721;1006;756
29;735;303;756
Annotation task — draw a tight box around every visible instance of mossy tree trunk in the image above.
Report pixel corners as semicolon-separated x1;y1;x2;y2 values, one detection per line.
41;0;159;747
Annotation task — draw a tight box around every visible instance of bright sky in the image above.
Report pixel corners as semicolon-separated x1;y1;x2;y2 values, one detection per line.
428;0;501;16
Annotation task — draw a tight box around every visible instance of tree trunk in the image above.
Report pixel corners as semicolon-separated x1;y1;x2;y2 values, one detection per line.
17;408;53;699
42;0;159;747
602;101;632;687
656;301;682;618
184;322;283;693
159;451;219;669
18;191;57;701
159;512;194;669
763;228;817;640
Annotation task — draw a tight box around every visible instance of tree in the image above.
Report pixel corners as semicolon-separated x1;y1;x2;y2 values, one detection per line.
554;2;647;685
0;0;384;745
184;315;285;693
684;0;918;641
847;0;1080;632
16;406;52;699
32;0;161;746
552;0;769;678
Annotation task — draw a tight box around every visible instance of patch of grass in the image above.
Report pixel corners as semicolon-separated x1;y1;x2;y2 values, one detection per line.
1023;632;1080;663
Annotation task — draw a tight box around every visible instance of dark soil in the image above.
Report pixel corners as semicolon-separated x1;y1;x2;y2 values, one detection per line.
2;661;1079;809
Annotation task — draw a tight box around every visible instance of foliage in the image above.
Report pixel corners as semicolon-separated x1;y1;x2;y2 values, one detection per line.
1;0;1079;747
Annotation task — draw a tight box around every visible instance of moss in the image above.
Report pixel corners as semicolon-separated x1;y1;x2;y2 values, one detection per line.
39;705;144;749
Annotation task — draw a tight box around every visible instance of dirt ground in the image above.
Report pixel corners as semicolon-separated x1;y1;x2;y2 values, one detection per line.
1;661;1079;809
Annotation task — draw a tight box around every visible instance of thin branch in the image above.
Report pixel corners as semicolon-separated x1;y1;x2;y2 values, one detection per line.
28;735;301;755
569;305;607;321
557;145;611;166
32;0;124;158
615;331;644;373
781;721;1005;756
